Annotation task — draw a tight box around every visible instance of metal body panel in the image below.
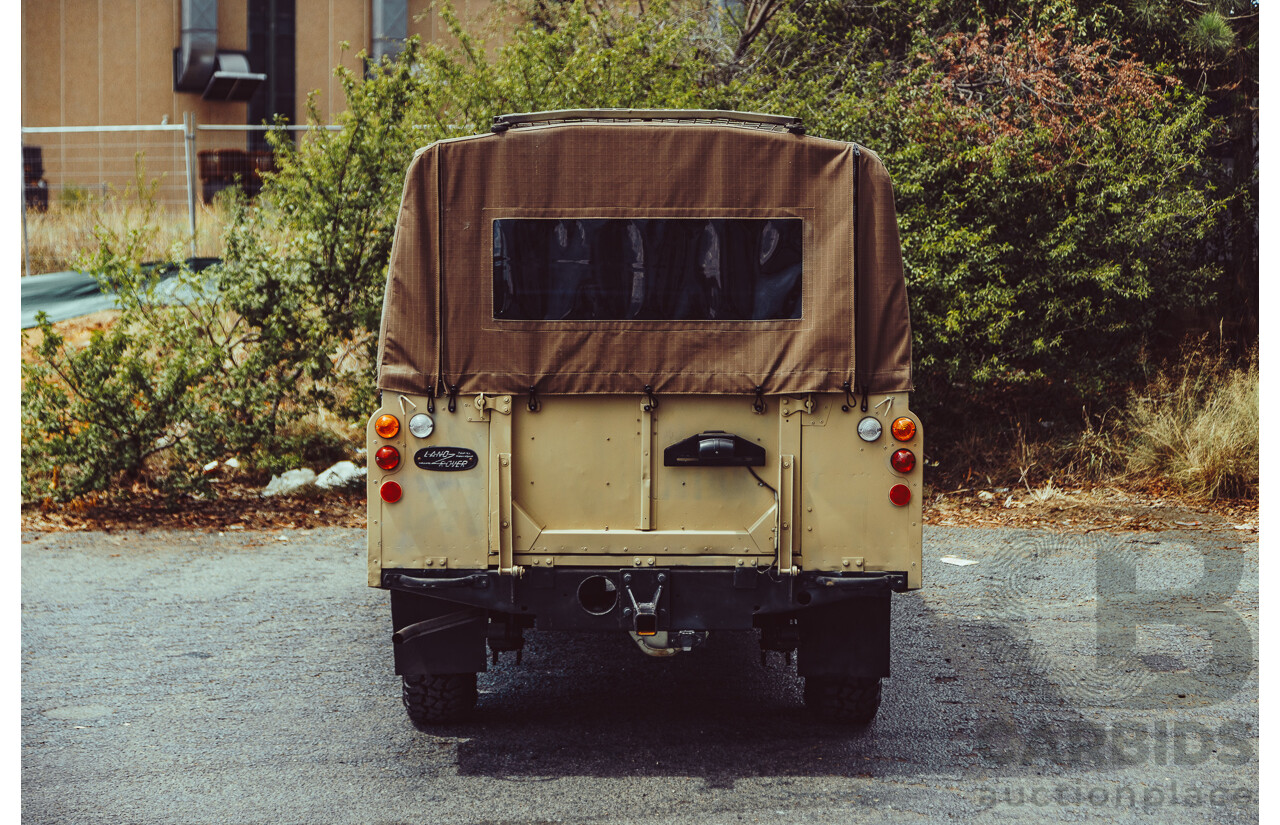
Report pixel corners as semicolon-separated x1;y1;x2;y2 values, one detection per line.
369;391;923;588
367;396;491;585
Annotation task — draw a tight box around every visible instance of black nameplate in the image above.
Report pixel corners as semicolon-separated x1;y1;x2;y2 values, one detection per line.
414;447;479;471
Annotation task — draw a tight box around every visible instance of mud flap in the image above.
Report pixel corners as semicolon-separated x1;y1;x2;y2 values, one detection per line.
390;590;488;675
796;593;891;679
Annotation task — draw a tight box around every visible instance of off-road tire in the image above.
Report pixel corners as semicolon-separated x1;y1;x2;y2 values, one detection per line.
402;673;477;725
803;676;882;725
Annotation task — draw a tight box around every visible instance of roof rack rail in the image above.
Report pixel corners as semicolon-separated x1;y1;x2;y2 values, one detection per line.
491;109;805;135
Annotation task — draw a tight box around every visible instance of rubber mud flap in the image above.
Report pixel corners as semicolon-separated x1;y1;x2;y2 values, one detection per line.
796;595;891;679
391;590;488;675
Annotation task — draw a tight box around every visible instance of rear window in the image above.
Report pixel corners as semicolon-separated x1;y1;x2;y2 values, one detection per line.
493;218;802;321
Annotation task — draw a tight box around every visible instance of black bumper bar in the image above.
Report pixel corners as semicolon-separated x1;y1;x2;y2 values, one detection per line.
382;566;907;632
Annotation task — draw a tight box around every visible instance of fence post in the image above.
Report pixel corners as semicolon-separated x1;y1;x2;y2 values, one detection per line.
21;168;31;277
183;112;198;256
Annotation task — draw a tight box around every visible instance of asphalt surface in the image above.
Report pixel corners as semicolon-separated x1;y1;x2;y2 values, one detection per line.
21;525;1258;824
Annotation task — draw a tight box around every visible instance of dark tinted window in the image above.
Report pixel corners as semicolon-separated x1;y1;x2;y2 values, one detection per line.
493;218;802;321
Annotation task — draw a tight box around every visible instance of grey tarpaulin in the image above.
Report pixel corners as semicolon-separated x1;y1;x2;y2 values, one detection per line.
20;258;220;328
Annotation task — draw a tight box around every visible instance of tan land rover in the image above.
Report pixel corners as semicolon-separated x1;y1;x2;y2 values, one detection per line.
367;110;921;726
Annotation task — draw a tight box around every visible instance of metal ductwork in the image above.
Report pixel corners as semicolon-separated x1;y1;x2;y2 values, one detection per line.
372;0;409;64
203;52;266;101
173;0;219;92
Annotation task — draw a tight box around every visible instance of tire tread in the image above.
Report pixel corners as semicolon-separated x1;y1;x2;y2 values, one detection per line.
402;672;477;725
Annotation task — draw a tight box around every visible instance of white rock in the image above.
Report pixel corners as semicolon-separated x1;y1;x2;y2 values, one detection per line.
315;460;367;491
224;457;241;469
202;460;219;474
262;468;317;497
977;490;995;501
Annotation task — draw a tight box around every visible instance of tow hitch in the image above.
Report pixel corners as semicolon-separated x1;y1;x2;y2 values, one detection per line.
622;572;665;636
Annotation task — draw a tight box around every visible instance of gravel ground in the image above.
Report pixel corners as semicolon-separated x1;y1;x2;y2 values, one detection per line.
21;525;1258;824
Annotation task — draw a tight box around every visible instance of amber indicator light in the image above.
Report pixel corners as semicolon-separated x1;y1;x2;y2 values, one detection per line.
891;417;916;441
375;414;400;438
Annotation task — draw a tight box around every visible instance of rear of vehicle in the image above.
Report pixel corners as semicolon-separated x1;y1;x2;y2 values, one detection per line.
368;110;921;726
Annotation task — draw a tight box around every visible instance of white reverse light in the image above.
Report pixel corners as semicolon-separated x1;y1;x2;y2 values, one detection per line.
408;413;434;438
857;416;882;442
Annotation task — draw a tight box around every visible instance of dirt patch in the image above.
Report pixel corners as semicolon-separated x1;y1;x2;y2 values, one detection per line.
925;483;1258;536
21;309;123;358
21;484;366;533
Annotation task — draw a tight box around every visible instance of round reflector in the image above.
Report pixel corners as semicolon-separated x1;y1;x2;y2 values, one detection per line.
375;446;400;471
891;448;916;474
380;480;403;503
889;484;911;507
375;414;400;439
891;417;916;441
857;416;883;442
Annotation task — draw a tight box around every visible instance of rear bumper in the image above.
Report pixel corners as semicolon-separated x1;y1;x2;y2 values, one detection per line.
382;566;907;632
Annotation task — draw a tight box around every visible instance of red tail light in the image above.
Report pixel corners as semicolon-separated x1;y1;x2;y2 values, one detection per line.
889;484;911;506
380;480;403;503
891;449;915;474
375;446;400;471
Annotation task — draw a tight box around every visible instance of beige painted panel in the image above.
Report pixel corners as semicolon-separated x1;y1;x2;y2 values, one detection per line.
219;0;247;49
100;0;140;124
295;0;367;124
801;393;923;587
510;396;642;532
61;0;102;127
22;0;62;127
650;398;780;533
368;397;492;583
369;391;924;589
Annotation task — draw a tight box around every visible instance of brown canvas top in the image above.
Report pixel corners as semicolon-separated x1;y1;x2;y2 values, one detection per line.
376;113;912;397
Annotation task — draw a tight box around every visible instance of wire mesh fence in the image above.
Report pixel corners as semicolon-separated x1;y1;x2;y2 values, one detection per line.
19;120;331;276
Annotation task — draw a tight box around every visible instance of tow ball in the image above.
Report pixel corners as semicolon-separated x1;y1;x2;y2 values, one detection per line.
622;573;664;636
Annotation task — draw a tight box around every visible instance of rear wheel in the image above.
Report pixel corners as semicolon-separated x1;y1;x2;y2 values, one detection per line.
402;673;477;725
804;675;882;725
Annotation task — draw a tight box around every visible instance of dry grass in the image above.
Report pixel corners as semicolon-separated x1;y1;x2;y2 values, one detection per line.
1122;349;1258;499
22;198;229;275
